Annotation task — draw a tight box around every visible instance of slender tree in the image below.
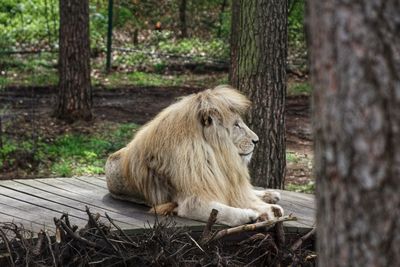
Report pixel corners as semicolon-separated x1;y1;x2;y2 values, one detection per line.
179;0;188;38
308;0;400;266
230;0;287;188
56;0;92;122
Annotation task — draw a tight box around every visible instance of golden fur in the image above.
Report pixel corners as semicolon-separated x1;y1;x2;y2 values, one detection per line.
105;85;283;226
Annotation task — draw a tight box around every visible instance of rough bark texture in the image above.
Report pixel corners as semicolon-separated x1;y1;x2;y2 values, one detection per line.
230;0;287;188
56;0;92;122
308;1;400;266
179;0;188;38
229;0;240;86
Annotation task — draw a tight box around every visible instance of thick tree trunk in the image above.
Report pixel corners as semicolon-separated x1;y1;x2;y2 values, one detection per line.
56;0;92;122
308;0;400;266
179;0;188;38
230;0;287;189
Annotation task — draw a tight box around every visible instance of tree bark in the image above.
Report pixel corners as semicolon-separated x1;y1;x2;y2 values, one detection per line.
179;0;188;38
56;0;92;122
229;0;240;86
230;0;287;189
308;0;400;266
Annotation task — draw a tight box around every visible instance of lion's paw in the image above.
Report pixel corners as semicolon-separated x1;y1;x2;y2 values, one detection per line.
258;204;284;221
229;209;259;226
261;190;281;204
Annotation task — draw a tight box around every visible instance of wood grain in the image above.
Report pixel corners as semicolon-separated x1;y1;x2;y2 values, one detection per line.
0;177;315;234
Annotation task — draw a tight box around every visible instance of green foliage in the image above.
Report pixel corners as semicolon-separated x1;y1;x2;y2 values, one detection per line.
0;139;17;158
158;38;228;60
0;0;59;50
44;124;139;176
100;71;227;88
1;122;139;177
288;82;312;95
286;151;301;163
113;37;229;71
286;181;315;194
288;0;306;48
51;160;73;177
45;123;139;176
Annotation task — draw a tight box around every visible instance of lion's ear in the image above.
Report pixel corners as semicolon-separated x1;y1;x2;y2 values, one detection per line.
199;108;220;127
201;115;213;126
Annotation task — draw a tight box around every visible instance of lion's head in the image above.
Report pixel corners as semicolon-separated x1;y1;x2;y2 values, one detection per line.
121;85;258;205
198;86;259;165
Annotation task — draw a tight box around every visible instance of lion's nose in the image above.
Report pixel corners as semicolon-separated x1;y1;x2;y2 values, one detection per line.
252;139;259;145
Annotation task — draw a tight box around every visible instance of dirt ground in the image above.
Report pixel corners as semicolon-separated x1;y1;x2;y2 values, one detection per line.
0;85;312;186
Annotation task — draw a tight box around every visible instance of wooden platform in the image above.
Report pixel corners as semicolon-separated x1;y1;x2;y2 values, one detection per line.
0;176;315;234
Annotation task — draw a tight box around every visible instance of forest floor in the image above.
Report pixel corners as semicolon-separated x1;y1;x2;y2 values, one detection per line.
0;74;313;192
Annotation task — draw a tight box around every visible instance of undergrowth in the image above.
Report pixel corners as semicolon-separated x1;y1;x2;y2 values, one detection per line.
0;122;139;178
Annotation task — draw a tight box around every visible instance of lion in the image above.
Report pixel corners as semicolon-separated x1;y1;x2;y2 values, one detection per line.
105;85;283;226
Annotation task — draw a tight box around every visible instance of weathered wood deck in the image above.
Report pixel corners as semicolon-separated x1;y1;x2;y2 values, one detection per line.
0;176;315;234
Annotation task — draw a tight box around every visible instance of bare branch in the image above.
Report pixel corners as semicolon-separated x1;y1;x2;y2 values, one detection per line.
210;215;297;243
291;228;316;251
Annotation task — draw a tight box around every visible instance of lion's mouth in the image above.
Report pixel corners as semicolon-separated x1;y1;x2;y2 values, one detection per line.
239;152;253;156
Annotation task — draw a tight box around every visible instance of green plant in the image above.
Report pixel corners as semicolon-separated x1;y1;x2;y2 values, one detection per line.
51;160;73;177
286;181;315;194
288;82;312;95
288;0;306;48
286;151;301;163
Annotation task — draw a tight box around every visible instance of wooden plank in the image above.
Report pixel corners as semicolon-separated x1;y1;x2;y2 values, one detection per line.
55;177;110;194
16;179;133;214
0;185;93;225
23;178;204;228
96;176;106;181
74;176;108;188
1;180;140;229
277;190;315;231
66;177;317;225
0;199;55;232
0;177;316;234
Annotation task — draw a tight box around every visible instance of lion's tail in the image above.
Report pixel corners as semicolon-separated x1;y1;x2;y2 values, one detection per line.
149;202;178;216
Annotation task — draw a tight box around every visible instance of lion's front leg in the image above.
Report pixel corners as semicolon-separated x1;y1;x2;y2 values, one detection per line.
253;187;281;204
175;196;259;227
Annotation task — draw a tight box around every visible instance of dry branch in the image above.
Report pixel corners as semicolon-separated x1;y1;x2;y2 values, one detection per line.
209;215;297;243
45;230;57;267
54;218;102;249
199;209;218;245
105;212;138;248
0;208;314;266
291;227;316;251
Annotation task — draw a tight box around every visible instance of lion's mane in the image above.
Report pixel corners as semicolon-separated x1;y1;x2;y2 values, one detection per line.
114;86;256;208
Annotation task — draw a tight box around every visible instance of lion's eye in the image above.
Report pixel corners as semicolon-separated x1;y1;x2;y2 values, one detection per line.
234;122;240;128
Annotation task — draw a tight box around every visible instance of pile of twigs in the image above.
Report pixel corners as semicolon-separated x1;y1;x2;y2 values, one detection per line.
0;207;316;266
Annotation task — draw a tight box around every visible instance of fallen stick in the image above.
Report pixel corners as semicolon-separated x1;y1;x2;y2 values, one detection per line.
209;215;297;243
199;209;218;245
275;222;285;249
55;218;102;249
105;212;138;248
291;227;316;251
45;230;57;267
85;206;119;253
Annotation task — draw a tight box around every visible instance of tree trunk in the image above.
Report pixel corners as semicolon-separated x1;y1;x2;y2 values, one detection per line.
56;0;92;122
230;0;287;189
308;1;400;266
229;0;240;86
179;0;188;38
